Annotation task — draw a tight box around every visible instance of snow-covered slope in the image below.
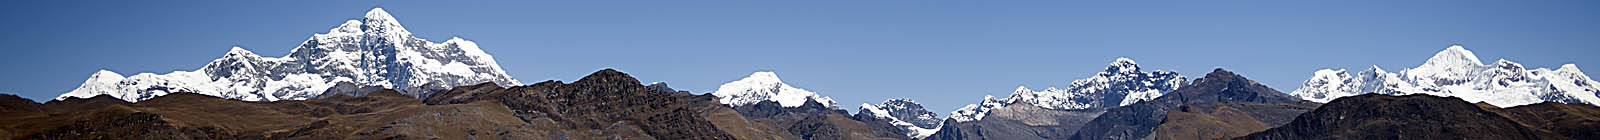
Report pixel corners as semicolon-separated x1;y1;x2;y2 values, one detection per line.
56;8;520;102
1290;45;1600;107
711;72;838;108
859;99;943;139
947;58;1188;122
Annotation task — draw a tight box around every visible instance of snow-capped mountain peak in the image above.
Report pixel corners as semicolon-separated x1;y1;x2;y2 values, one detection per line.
1106;57;1141;74
858;98;942;139
90;70;125;82
946;58;1187;122
1559;64;1583;73
1423;45;1484;67
1291;45;1600;107
55;8;520;102
360;8;409;35
1410;45;1486;79
948;95;1005;122
225;46;256;56
711;72;838;108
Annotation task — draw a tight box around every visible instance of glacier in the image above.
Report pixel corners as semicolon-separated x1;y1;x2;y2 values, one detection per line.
56;8;520;102
1290;45;1600;107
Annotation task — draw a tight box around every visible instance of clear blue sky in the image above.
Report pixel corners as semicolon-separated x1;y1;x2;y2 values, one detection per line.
2;0;1596;115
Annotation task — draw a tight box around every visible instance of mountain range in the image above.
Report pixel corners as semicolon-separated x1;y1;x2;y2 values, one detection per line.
55;8;519;102
1290;45;1600;107
6;7;1600;140
928;58;1187;140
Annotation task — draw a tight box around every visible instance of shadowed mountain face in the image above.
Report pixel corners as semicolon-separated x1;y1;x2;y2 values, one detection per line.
1237;94;1582;140
0;69;801;140
424;69;741;139
1071;69;1315;140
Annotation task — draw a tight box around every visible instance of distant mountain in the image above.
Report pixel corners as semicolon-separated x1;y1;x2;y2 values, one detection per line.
928;58;1186;140
1290;45;1600;107
712;72;838;108
945;58;1187;122
1070;69;1316;140
1238;94;1595;140
56;8;519;102
711;72;908;140
855;99;942;139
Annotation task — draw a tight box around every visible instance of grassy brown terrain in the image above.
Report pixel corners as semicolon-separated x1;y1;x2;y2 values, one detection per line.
0;90;543;140
1495;102;1600;139
1141;102;1316;140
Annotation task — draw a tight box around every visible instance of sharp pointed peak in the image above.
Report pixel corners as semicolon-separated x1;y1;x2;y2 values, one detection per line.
1363;65;1386;72
364;8;396;21
1424;44;1484;66
91;69;121;77
1558;64;1582;72
226;46;255;55
359;8;409;34
83;69;125;85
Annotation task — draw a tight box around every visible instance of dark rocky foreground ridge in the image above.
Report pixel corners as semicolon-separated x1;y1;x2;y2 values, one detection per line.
1236;94;1600;140
0;69;905;140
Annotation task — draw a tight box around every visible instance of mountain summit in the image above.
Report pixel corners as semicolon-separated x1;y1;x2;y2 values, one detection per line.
711;72;838;108
946;57;1187;122
927;58;1186;140
56;8;520;102
1290;45;1600;107
857;98;943;139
